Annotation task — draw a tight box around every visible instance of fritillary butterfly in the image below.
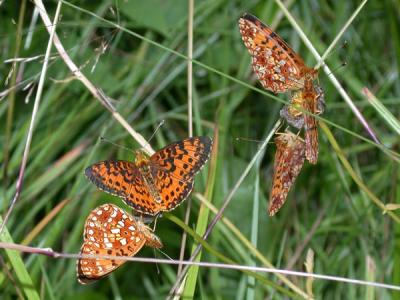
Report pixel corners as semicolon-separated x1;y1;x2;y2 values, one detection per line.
238;13;318;93
238;13;323;164
77;203;162;284
85;137;213;216
269;131;305;216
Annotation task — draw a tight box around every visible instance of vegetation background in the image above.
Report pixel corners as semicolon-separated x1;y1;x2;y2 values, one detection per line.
1;0;399;299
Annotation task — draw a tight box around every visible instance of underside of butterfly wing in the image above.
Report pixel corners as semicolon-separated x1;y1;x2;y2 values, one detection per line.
77;204;162;284
238;13;316;93
269;132;306;216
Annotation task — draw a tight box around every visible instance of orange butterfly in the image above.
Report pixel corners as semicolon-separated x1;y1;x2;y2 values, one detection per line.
238;13;323;163
269;131;305;216
85;137;212;216
77;203;162;284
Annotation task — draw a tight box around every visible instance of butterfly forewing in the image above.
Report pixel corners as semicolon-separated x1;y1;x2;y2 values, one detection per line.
238;13;313;93
84;161;160;215
150;136;213;181
149;136;212;212
269;132;306;216
77;204;162;284
84;161;139;199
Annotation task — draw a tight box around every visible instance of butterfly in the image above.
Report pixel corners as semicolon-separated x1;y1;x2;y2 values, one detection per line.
85;136;213;216
238;13;323;163
77;203;162;284
269;131;305;216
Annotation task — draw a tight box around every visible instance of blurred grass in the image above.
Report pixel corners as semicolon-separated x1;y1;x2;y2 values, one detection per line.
1;0;400;299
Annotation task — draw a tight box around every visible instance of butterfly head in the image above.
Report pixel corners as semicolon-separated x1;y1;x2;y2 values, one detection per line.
134;149;150;167
276;131;304;147
136;221;163;249
145;232;163;249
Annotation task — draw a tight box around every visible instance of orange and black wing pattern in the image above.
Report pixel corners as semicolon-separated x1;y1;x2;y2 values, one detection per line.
269;132;305;216
238;13;313;93
150;136;213;212
86;137;212;215
77;204;162;284
85;161;158;215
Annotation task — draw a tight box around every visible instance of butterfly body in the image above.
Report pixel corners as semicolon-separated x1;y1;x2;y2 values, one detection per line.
85;137;212;216
134;150;163;205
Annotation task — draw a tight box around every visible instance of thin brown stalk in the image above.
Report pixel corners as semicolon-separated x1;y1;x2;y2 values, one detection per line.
0;242;399;293
21;198;69;246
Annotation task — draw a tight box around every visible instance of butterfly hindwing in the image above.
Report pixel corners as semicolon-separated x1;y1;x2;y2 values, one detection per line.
77;204;162;284
303;81;319;164
150;136;213;181
269;132;306;216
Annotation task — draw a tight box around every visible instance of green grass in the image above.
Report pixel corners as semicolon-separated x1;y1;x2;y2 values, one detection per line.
1;0;400;299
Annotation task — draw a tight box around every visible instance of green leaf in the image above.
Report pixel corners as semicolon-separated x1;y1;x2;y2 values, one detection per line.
0;217;40;300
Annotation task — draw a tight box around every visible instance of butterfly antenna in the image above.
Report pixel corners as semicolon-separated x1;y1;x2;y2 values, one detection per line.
99;136;136;155
317;40;348;70
152;248;174;275
236;136;279;147
142;120;165;151
150;120;165;142
235;137;264;143
156;248;174;261
151;214;161;232
153;249;160;275
326;61;347;76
